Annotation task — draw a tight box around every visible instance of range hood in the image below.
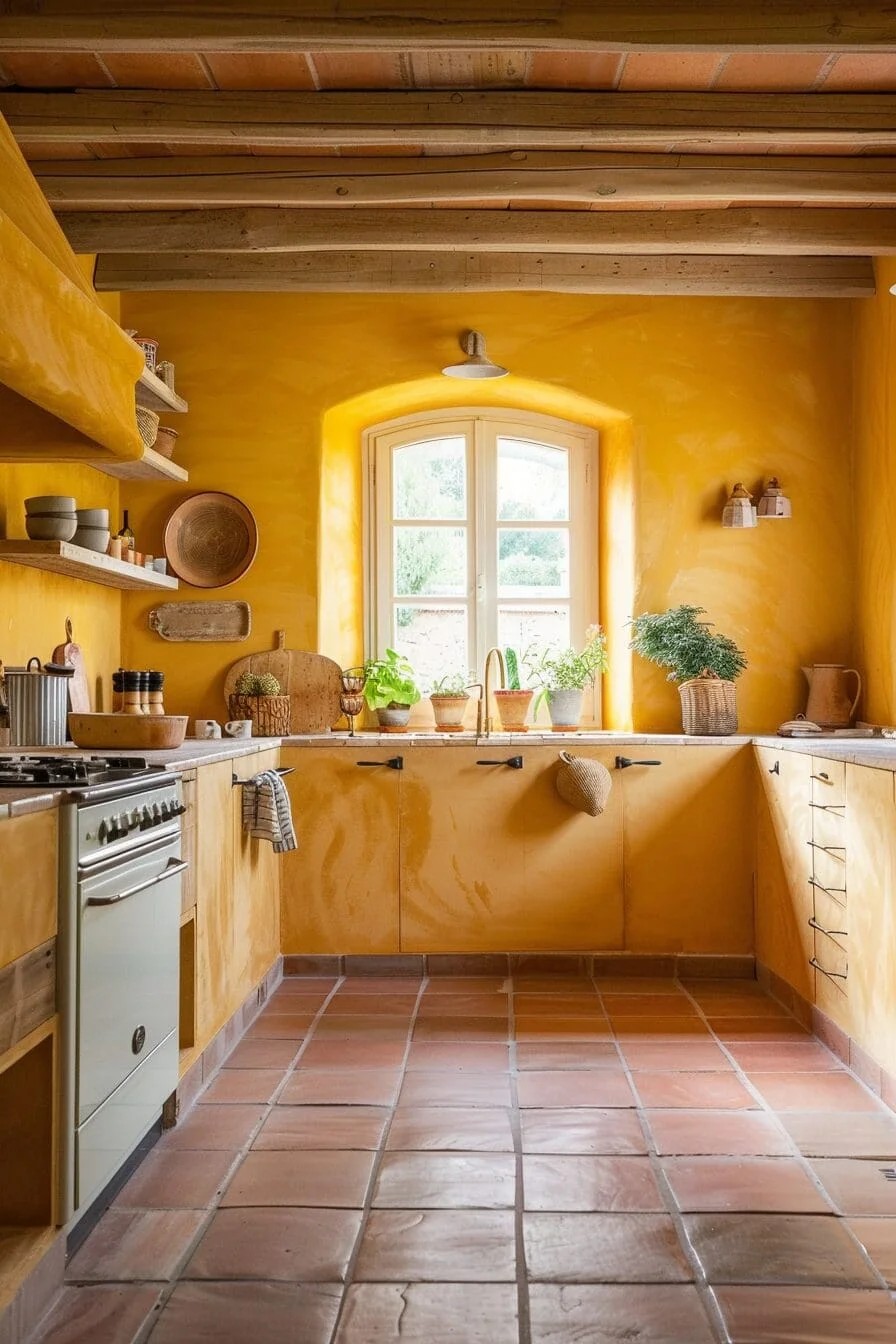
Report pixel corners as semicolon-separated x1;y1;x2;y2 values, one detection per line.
0;113;145;468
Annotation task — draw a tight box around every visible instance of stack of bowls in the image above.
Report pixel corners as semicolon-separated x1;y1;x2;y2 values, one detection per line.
24;496;77;541
73;508;111;553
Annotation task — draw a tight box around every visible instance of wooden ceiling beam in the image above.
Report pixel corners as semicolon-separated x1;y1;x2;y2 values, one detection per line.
91;251;875;297
0;3;894;53
57;206;896;257
34;151;896;209
7;89;896;153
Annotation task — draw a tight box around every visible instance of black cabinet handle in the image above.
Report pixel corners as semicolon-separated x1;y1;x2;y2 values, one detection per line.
356;756;403;770
810;956;848;982
615;756;662;770
476;756;523;769
769;761;780;775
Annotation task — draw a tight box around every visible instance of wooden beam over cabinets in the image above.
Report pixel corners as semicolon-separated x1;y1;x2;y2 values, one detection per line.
34;152;896;210
0;3;894;53
58;206;896;257
7;90;896;154
92;251;875;297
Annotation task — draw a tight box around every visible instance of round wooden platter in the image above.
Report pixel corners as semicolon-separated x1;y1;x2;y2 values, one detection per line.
223;630;343;735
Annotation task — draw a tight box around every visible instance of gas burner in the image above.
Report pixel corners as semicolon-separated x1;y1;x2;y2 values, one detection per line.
0;755;162;789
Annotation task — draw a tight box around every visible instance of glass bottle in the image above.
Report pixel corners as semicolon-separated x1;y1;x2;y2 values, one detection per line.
116;510;136;548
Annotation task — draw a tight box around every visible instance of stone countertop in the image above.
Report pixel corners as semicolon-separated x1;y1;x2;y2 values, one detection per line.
280;731;756;747
752;734;896;771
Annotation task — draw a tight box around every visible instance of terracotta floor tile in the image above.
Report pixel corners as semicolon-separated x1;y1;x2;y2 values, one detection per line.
633;1071;757;1110
336;976;423;994
595;977;686;995
335;1283;519;1343
524;1212;693;1283
711;1018;810;1040
513;993;604;1015
265;993;330;1016
712;1285;896;1342
66;1209;204;1282
252;1104;390;1150
524;1155;664;1212
691;994;793;1018
423;976;509;994
221;1149;375;1208
809;1159;896;1215
847;1218;896;1286
646;1109;792;1156
157;1104;265;1151
517;1071;635;1109
222;1038;300;1069
684;1213;879;1286
412;1016;509;1042
681;979;765;996
150;1281;342;1344
781;1111;896;1158
312;1015;411;1041
749;1071;884;1112
406;1042;511;1072
277;977;338;994
610;1016;712;1037
326;993;418;1015
373;1151;516;1208
520;1108;647;1155
184;1206;362;1281
726;1041;844;1072
602;995;699;1017
512;976;597;992
297;1039;408;1069
354;1209;516;1281
514;1016;613;1042
244;1013;314;1040
399;1070;513;1107
387;1106;514;1151
664;1156;833;1213
416;993;509;1018
529;1283;717;1343
199;1069;284;1104
516;1041;622;1070
619;1040;734;1071
113;1149;235;1210
30;1285;162;1344
278;1067;401;1107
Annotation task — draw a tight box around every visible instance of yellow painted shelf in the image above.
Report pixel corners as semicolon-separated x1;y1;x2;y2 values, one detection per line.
136;366;188;415
0;541;179;591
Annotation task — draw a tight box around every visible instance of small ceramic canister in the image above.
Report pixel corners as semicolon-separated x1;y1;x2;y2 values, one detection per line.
194;719;221;739
224;719;253;739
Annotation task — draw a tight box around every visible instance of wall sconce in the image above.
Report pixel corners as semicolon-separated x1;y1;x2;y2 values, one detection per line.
756;477;792;519
442;330;509;380
721;483;757;529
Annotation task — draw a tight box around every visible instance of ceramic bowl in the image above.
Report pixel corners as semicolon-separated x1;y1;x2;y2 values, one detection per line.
25;514;78;542
75;508;110;527
25;495;76;514
72;526;111;553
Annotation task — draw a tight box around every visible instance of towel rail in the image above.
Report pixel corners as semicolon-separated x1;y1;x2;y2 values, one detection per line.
232;766;295;787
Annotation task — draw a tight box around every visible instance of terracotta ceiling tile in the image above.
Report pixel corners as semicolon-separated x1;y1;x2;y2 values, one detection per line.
618;53;722;91
820;54;896;90
527;51;623;89
408;51;529;88
310;52;413;90
0;52;113;88
101;53;214;89
714;53;832;91
203;53;317;90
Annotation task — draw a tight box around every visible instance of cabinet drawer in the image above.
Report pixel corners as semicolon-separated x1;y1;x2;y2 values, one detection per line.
811;760;846;807
811;799;846;852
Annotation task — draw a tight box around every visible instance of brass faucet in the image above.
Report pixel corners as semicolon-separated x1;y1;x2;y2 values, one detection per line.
479;647;507;737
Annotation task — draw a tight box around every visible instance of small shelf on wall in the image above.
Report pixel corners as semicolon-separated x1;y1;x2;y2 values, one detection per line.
0;541;179;591
136;366;188;415
96;445;188;483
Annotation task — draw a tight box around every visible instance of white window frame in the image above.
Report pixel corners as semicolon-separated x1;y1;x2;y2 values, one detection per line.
363;407;599;718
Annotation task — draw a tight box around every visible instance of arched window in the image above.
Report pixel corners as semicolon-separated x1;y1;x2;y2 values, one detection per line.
364;408;597;697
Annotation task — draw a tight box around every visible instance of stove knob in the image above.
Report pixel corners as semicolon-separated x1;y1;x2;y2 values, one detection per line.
172;802;187;817
139;806;153;831
152;804;163;825
98;819;109;842
160;800;172;821
106;819;121;841
118;811;132;835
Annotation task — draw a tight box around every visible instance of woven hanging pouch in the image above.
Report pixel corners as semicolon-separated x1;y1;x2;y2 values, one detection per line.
555;751;613;816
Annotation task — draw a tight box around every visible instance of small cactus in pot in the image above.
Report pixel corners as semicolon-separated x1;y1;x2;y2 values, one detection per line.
229;671;291;737
429;671;472;733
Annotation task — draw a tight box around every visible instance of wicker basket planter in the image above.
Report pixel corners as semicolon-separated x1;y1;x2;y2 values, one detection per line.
227;693;290;737
678;673;737;736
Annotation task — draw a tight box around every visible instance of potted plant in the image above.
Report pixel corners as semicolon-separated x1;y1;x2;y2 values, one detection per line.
363;648;422;731
493;648;534;732
629;605;747;735
229;671;291;737
429;671;471;732
525;625;609;730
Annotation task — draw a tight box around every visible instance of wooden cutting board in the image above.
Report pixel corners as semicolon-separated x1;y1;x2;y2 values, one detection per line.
223;630;343;734
149;600;251;642
51;617;90;714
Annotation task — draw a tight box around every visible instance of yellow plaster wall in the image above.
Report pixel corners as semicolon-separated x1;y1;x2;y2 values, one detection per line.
853;256;896;727
118;291;854;732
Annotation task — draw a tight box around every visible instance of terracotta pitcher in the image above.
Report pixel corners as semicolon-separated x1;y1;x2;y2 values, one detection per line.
802;664;862;728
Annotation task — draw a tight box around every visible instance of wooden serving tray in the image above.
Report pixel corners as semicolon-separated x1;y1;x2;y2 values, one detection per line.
148;600;251;642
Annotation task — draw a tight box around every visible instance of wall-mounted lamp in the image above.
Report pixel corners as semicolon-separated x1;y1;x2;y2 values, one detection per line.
756;477;792;519
442;330;509;380
721;482;757;529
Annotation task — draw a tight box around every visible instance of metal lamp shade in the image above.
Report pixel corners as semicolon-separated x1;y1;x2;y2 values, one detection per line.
722;483;757;529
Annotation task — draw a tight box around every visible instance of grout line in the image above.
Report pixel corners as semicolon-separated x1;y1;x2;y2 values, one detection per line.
507;983;531;1344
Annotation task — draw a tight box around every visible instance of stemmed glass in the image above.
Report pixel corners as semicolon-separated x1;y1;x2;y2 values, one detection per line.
339;666;367;736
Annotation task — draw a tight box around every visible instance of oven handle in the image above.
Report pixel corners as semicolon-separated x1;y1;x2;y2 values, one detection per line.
85;858;189;907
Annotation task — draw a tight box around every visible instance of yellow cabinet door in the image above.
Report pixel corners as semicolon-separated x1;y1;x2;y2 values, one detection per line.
399;747;623;953
755;745;814;997
844;764;896;1075
0;810;57;971
231;748;282;993
195;759;236;1046
622;745;754;955
279;747;401;954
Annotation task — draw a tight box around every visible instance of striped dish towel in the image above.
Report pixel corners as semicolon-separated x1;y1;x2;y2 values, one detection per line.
241;770;297;853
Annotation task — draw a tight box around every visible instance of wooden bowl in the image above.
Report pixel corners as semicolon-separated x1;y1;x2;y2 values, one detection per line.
68;714;188;750
164;492;258;588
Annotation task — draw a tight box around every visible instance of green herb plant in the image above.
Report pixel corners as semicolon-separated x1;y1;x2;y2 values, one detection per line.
629;605;747;683
524;625;609;715
363;648;422;710
430;671;471;697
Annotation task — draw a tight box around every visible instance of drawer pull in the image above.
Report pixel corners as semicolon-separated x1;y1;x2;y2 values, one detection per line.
809;802;846;815
808;877;846;899
769;761;780;775
808;915;848;938
356;756;404;770
476;756;523;769
232;766;294;787
807;840;846;862
615;757;662;770
810;772;835;785
810;956;848;982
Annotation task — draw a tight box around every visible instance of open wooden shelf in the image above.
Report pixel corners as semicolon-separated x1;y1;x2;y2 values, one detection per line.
97;445;188;483
0;541;179;591
136;366;188;415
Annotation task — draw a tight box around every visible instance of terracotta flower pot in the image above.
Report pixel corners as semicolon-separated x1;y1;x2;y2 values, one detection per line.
430;693;469;732
493;689;533;732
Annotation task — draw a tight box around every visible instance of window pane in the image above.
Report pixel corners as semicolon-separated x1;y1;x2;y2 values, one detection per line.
395;526;466;597
497;437;569;522
498;606;570;654
394;606;469;689
394;437;466;520
498;528;569;597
